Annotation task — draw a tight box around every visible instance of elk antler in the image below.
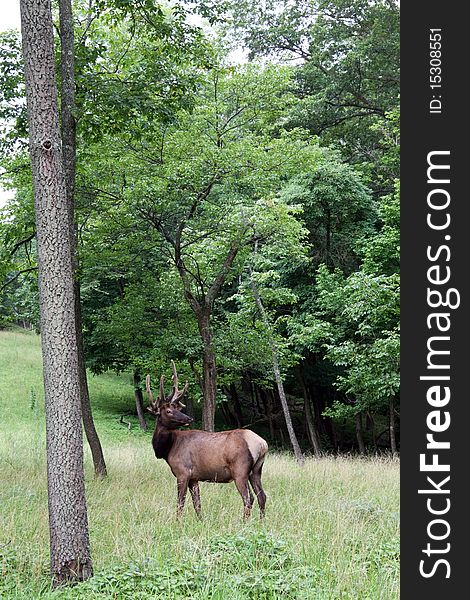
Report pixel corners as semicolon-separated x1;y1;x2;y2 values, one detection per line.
145;374;161;415
170;360;188;408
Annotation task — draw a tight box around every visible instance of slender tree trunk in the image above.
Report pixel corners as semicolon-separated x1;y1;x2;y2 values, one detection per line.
221;387;239;427
253;382;261;414
231;383;244;427
304;390;322;456
279;425;286;448
325;206;331;268
249;275;304;464
223;383;243;427
248;374;257;418
297;365;322;455
364;411;377;451
77;301;107;476
331;420;341;453
133;371;148;430
305;356;334;447
220;401;236;427
389;397;397;455
185;395;195;419
197;309;217;432
20;0;92;583
60;0;107;477
355;412;366;455
260;386;274;440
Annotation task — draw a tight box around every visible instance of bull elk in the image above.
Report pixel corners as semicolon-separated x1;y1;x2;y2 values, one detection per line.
146;362;268;519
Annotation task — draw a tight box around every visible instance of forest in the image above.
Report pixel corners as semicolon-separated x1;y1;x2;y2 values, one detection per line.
1;0;400;455
0;0;400;596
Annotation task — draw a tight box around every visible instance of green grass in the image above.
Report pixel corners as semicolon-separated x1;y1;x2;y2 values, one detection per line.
0;328;399;599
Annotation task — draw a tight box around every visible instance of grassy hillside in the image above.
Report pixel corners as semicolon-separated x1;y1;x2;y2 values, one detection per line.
0;329;399;599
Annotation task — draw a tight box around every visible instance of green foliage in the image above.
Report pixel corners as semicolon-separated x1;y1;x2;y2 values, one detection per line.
0;30;27;156
74;1;212;142
361;180;400;276
311;260;399;417
43;532;313;599
78;65;320;392
225;0;399;189
279;153;374;271
0;0;399;450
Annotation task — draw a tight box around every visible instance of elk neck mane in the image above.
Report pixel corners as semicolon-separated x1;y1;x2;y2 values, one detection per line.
152;422;174;460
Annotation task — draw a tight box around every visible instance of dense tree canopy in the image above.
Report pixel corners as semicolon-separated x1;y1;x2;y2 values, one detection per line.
1;0;400;453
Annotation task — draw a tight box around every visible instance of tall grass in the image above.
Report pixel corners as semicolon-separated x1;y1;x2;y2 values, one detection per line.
0;329;399;599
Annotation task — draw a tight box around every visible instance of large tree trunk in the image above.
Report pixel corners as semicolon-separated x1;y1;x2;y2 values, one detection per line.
59;0;107;478
198;310;217;431
20;0;92;583
133;371;148;430
389;397;398;455
249;275;304;464
173;239;240;433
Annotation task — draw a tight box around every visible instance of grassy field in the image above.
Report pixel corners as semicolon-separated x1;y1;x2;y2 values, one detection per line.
0;329;399;599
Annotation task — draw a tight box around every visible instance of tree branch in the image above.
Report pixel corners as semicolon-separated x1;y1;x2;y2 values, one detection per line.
0;267;38;293
9;231;36;256
205;241;241;307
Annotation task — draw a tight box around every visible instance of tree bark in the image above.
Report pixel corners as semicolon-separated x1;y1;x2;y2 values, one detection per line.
230;383;244;427
221;387;239;427
305;403;322;454
266;389;275;440
59;0;75;201
59;0;107;478
355;412;366;455
298;366;322;456
172;235;241;432
259;386;274;440
133;371;148;430
198;309;217;432
222;383;243;427
249;275;304;464
389;397;397;455
20;0;92;583
77;301;107;476
185;395;195;419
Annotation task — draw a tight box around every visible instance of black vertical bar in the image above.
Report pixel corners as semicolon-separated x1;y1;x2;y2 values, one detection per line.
401;2;468;597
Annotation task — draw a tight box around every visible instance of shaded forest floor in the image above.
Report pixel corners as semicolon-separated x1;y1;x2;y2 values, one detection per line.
0;329;399;599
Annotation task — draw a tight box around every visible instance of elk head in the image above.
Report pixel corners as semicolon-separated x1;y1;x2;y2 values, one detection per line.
146;361;193;429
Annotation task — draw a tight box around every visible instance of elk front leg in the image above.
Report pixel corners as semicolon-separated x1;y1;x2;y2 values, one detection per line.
189;480;202;519
176;478;189;519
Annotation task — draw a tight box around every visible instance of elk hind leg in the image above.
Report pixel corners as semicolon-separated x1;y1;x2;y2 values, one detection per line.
249;460;267;518
189;480;202;519
234;476;253;520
